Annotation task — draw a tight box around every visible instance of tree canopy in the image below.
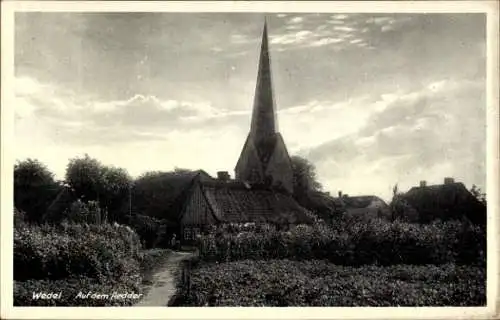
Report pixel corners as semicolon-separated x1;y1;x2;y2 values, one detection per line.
289;156;340;222
65;154;132;223
14;159;61;223
290;155;322;197
470;184;486;206
132;169;198;222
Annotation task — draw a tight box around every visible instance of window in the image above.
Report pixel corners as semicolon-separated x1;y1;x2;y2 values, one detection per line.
192;227;200;238
184;226;202;241
183;227;192;240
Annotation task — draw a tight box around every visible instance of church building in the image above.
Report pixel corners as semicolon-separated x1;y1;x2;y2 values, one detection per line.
234;21;294;194
173;22;313;242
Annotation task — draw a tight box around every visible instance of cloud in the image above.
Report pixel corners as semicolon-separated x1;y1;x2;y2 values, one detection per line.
331;14;349;20
270;30;313;45
364;15;413;33
333;26;356;33
366;17;395;25
230;34;259;45
13;13;485;195
210;46;223;52
14;76;251;178
287;16;304;24
267;15;384;50
303;79;486;200
309;37;344;47
14;76;252;147
381;25;395;32
278;97;373;152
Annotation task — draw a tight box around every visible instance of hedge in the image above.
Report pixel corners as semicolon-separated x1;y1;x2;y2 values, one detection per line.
197;219;486;266
14;222;142;281
126;214;168;248
174;260;486;306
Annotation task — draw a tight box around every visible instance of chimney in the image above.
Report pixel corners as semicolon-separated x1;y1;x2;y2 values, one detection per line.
338;191;342;198
217;171;230;182
444;177;454;185
420;180;427;187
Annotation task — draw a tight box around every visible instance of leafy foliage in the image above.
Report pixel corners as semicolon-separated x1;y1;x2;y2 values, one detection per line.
65;154;103;201
132;169;197;222
470;184;487;206
125;214;169;248
291;155;322;196
197;219;485;266
14;222;141;281
14;208;27;227
14;159;61;223
389;183;419;222
64;200;104;224
175;260;485;306
65;154;132;223
290;155;342;221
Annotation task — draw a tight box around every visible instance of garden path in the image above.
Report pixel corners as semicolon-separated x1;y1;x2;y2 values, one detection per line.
135;251;193;307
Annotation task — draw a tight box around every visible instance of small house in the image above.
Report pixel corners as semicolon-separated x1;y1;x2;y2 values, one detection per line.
333;192;392;220
171;172;314;242
400;178;486;225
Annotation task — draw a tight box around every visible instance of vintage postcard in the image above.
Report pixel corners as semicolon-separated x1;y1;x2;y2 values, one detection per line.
1;1;499;319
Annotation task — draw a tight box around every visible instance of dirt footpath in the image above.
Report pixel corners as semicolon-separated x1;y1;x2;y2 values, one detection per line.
135;251;193;306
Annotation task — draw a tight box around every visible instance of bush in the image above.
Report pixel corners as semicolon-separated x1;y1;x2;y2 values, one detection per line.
175;260;486;306
197;219;486;266
126;214;167;248
14;208;27;227
14;222;142;281
65;200;103;224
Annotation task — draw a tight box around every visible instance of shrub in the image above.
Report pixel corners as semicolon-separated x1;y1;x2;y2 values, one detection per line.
126;214;167;248
65;200;103;224
14;208;27;227
197;219;485;266
174;260;486;306
14;222;142;281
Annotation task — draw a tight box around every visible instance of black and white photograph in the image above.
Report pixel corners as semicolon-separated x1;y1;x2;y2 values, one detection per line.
1;1;498;318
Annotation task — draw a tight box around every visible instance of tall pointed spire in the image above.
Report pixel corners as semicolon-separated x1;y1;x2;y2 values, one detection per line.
250;19;277;143
235;19;294;194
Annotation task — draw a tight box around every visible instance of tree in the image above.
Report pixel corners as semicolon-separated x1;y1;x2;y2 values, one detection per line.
14;159;61;223
289;156;337;222
100;166;132;222
132;169;198;222
65;154;131;223
290;155;322;198
470;184;486;206
389;183;419;222
65;154;103;202
173;167;196;175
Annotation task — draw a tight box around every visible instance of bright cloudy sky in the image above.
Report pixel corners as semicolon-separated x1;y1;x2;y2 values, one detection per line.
14;12;486;201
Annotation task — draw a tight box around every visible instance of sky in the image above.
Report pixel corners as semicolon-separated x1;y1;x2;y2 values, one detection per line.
14;12;487;201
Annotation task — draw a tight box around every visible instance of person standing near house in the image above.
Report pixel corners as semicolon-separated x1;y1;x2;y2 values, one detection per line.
171;233;177;249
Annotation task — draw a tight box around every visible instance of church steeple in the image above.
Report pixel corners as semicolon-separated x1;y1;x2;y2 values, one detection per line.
250;19;277;142
235;20;294;194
